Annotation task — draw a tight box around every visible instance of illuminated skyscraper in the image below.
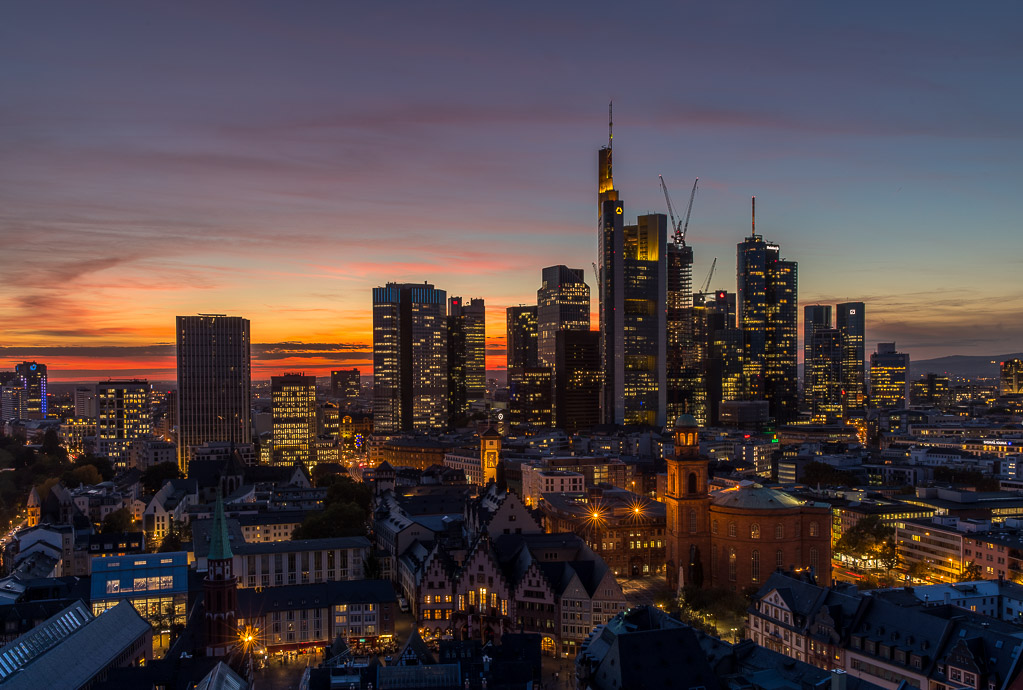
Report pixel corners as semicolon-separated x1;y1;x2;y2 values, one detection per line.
176;315;252;471
14;361;47;419
330;369;361;399
372;282;448;433
0;384;27;420
836;302;866;409
1001;359;1023;396
803;305;832;409
667;242;700;424
271;373;317;466
595;117;667;426
912;373;950;406
694;291;742;426
870;342;909;409
808;328;843;422
506;306;538;370
97;379;152;470
537;266;589;369
447;296;486;420
74;385;97;419
736;200;798;423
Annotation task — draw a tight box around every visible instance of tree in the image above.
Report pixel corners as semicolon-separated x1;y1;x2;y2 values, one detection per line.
834;515;896;571
41;429;61;457
292;501;367;540
102;507;134;534
324;476;373;514
907;560;931;581
74;454;114;481
142;462;182;494
962;561;984;581
65;464;103;488
159;531;183;552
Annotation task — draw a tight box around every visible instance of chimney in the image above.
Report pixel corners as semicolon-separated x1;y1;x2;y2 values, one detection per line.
831;669;848;690
944;591;951;605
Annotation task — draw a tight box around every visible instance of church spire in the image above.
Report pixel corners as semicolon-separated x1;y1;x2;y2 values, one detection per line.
208;489;233;562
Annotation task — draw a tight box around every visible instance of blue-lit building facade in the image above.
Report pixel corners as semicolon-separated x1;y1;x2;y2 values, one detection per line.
90;551;189;630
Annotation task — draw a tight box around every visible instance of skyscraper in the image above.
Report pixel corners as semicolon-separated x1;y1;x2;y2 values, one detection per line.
736;199;798;423
74;385;98;419
14;362;47;419
537;266;589;369
97;379;152;470
271;373;317;466
666;242;699;424
836;302;866;410
870;342;909;409
694;291;743;426
330;369;361;399
1002;359;1023;396
808;328;843;422
595;119;667;426
554;330;600;433
176;315;252;471
802;305;832;409
505;306;538;370
372;282;448;433
0;384;27;421
447;296;486;420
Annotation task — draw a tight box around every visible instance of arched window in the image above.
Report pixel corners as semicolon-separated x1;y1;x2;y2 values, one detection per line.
688;509;697;534
751;550;760;583
687;472;697;495
775;524;784;540
671;472;676;495
750;523;761;540
728;549;737;581
810;548;819;573
809;521;819;537
728;522;737;538
712;519;718;535
776;549;784;568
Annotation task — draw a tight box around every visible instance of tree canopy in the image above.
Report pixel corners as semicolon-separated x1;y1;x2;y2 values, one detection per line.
292;475;372;540
834;515;898;571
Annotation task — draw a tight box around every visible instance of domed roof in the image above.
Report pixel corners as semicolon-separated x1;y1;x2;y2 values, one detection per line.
711;484;804;510
674;414;699;429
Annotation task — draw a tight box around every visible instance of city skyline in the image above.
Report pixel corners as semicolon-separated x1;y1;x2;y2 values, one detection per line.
3;3;1022;381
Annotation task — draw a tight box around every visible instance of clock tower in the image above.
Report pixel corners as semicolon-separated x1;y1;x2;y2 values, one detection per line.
480;427;501;485
664;414;711;592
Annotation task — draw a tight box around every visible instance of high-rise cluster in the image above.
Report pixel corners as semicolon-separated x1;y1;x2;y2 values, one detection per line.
803;302;866;421
371;283;485;432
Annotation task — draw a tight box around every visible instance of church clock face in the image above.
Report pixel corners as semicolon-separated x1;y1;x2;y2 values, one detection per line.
484;451;498;468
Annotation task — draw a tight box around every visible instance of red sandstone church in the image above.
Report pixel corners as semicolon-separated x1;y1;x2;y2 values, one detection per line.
664;415;832;592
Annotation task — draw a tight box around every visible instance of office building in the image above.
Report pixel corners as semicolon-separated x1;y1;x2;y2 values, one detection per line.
447;296;485;421
736;201;798;423
870;342;909;409
1002;359;1023;396
554;330;600;433
73;385;97;419
509;367;553;427
372;282;448;433
97;379;152;470
271;373;317;466
598;207;668;425
0;384;26;421
537;266;589;369
836;302;866;409
667;241;701;424
14;361;47;419
807;328;843;422
693;291;742;426
175;315;252;471
802;304;832;408
912;373;950;406
330;369;361;399
505;306;538;370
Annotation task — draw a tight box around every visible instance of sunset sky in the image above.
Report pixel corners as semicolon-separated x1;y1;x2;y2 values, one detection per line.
2;2;1022;381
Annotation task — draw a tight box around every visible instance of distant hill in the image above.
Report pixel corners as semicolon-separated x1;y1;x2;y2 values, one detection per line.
911;353;1023;380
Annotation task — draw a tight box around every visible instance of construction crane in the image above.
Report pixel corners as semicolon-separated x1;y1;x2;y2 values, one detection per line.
700;258;717;293
592;262;601;292
659;175;699;247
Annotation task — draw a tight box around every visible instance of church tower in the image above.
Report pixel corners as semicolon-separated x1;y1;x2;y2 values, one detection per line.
205;491;238;657
480;427;501;485
664;414;711;591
